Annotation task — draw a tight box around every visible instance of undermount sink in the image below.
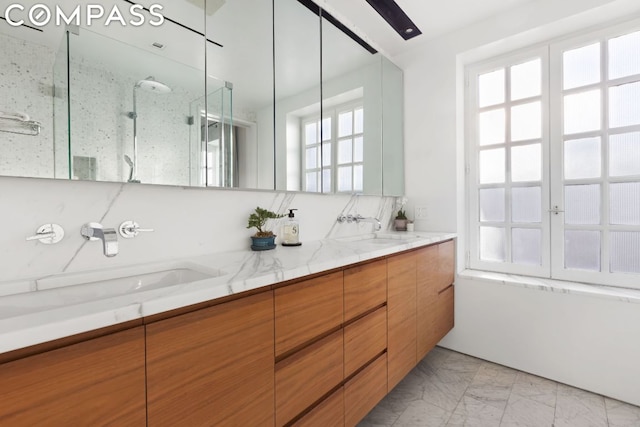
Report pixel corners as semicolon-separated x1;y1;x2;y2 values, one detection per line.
0;264;226;319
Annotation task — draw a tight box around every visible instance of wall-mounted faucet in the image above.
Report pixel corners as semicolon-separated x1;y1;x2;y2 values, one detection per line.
81;223;118;257
337;214;382;231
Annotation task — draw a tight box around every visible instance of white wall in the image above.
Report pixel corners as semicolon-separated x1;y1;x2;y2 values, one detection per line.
393;0;640;406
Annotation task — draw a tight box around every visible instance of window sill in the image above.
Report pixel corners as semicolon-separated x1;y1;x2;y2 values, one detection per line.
458;269;640;305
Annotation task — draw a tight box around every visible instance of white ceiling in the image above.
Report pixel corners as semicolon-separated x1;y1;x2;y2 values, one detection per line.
318;0;539;57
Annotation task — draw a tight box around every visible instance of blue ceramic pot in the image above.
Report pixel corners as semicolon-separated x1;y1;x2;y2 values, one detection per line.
250;235;276;251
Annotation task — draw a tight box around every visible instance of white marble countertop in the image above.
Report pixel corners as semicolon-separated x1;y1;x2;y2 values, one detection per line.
0;231;455;354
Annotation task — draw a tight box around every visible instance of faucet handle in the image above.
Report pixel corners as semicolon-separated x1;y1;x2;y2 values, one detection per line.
26;224;65;244
119;221;154;239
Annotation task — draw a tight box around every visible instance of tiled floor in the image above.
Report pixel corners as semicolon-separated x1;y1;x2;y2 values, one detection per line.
359;347;640;427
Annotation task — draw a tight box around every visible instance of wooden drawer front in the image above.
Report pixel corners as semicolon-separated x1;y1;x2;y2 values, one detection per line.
292;387;344;427
344;259;387;321
276;330;344;426
387;252;417;392
275;271;344;357
344;353;388;427
146;291;275;427
435;285;454;342
438;240;455;290
344;306;387;378
0;327;146;426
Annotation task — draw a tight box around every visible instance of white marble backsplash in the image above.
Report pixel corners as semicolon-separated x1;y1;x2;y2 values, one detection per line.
0;176;400;285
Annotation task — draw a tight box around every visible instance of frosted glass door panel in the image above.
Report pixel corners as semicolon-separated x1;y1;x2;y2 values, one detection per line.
610;232;640;273
610;182;640;225
511;59;541;101
512;228;542;265
564;90;601;134
478;68;505;108
609;81;640;128
565;230;601;271
563;43;601;90
511;144;541;182
511;102;541;141
480;227;506;262
479;148;505;184
512;187;542;223
610;132;640;176
479;109;505;146
608;30;640;80
479;188;505;222
564;137;601;179
565;184;601;224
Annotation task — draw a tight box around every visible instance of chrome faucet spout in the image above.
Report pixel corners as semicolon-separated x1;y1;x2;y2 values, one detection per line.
81;223;118;257
354;214;382;231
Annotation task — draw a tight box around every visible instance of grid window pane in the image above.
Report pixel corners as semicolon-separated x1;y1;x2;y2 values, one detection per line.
306;147;318;169
305;122;317;145
322;169;331;193
354;137;364;162
511;144;541;182
321;118;331;141
563;43;601;89
479;68;505;108
306;172;318;192
338;111;353;137
609;81;640;128
354;108;364;134
338;166;352;192
610;182;640;225
511;59;541;101
322;142;332;167
512;228;542;265
564;137;601;179
608;30;640;80
511;101;542;141
338;139;353;164
610;232;640;273
354;165;363;192
565;184;601;225
565;230;601;271
480;227;506;262
480;148;505;184
610;132;640;177
479;188;505;222
564;90;601;134
512;187;542;223
479;109;505;146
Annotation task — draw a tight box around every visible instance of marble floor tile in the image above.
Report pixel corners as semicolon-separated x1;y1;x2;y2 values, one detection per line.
358;348;640;427
606;397;640;427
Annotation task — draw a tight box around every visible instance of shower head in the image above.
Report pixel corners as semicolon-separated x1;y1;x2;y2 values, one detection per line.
134;76;171;94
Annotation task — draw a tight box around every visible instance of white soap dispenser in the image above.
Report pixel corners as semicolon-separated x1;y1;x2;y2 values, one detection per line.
282;209;302;246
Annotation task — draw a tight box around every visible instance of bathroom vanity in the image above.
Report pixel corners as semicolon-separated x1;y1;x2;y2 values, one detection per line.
0;233;454;426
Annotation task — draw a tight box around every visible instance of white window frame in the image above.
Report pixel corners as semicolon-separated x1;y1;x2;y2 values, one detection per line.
466;18;640;289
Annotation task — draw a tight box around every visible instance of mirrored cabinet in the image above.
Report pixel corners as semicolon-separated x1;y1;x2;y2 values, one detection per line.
0;0;404;195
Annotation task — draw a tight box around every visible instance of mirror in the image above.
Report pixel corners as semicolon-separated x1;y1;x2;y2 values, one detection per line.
0;0;404;194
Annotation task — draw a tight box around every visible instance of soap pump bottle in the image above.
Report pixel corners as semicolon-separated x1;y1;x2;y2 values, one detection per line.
282;209;302;246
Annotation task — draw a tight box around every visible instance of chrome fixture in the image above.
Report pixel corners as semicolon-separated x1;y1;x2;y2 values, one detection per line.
126;76;172;183
119;221;154;239
26;223;65;244
81;222;118;257
337;214;382;231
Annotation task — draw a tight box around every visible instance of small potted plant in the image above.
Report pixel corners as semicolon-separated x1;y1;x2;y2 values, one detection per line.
394;209;408;231
247;207;284;251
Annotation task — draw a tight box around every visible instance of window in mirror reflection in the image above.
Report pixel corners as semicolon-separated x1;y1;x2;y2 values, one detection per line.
302;102;364;193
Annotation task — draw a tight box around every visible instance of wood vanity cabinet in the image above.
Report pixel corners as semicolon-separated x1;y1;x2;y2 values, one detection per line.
145;291;275;427
416;241;455;360
387;250;417;391
0;327;146;426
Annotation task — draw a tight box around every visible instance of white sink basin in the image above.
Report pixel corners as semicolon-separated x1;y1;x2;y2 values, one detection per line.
0;264;225;319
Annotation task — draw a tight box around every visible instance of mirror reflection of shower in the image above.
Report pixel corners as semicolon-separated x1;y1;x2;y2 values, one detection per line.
126;76;171;182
